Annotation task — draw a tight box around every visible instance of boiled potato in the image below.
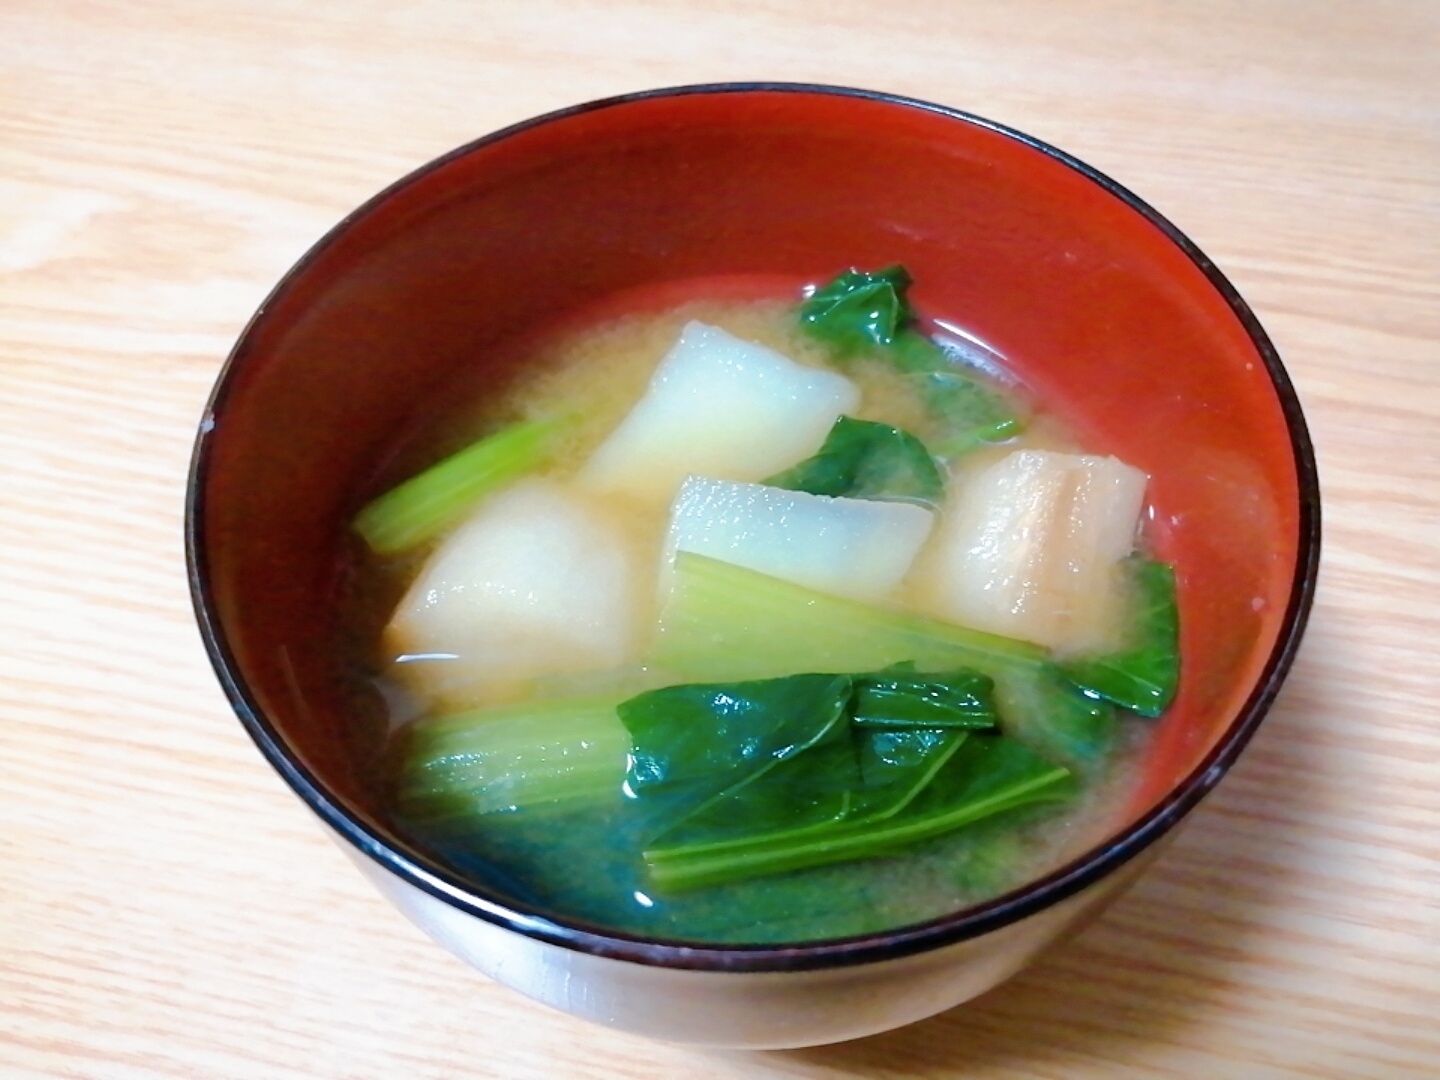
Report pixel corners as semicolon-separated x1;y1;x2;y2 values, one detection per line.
578;321;859;505
386;479;640;705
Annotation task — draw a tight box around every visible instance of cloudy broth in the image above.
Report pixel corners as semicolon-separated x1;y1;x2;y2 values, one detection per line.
333;287;1161;945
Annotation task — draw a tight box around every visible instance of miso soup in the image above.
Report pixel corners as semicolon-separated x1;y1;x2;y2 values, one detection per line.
333;268;1179;945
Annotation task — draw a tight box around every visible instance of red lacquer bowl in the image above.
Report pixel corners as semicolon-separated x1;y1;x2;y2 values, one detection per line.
187;84;1320;1048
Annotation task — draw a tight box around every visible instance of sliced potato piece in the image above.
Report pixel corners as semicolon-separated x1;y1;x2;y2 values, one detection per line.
919;450;1147;652
663;475;934;603
577;321;860;505
386;479;640;706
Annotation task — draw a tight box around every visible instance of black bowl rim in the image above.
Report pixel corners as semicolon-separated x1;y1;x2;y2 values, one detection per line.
186;81;1322;973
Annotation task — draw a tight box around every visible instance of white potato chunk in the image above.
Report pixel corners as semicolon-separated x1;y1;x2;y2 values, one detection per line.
920;450;1148;652
662;475;935;603
577;321;860;505
386;479;639;703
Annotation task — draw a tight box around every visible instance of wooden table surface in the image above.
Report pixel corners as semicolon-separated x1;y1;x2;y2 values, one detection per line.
3;2;1437;1077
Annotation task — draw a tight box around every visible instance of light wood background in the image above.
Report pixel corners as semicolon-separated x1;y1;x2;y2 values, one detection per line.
3;2;1436;1077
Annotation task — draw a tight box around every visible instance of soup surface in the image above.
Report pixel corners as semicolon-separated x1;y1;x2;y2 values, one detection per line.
332;279;1172;945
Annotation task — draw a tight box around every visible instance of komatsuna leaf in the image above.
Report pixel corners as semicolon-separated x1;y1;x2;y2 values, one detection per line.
653;549;1112;763
651;727;866;852
855;727;970;817
917;369;1026;455
993;663;1117;773
798;265;914;353
797;267;1024;455
644;733;1073;891
617;668;986;844
890;332;1026;454
1059;556;1180;717
763;416;944;507
616;674;855;824
851;668;999;730
655;725;970;848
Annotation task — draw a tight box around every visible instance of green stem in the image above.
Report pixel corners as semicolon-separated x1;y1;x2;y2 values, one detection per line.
397;694;629;823
354;414;573;555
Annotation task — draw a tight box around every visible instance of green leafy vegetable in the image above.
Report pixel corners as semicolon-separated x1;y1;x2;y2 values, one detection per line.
889;332;1026;454
764;416;945;506
397;693;630;823
858;727;971;815
645;734;1073;891
616;669;994;820
646;727;969;876
354;414;573;555
394;558;1101;895
915;369;1027;455
994;664;1117;772
610;664;1066;890
1059;556;1180;717
797;266;1026;455
852;668;998;730
653;550;1109;766
654;550;1047;683
617;674;855;825
798;265;914;352
653;729;867;856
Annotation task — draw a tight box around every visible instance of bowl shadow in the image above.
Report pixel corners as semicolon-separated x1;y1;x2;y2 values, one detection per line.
758;627;1337;1075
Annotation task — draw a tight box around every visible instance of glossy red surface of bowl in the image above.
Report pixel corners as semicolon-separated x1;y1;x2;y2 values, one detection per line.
187;84;1319;1042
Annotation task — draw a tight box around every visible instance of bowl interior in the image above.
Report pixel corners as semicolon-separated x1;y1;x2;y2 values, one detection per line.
192;86;1310;950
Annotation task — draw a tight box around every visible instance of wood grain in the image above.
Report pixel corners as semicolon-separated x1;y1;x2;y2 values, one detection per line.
2;1;1436;1077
